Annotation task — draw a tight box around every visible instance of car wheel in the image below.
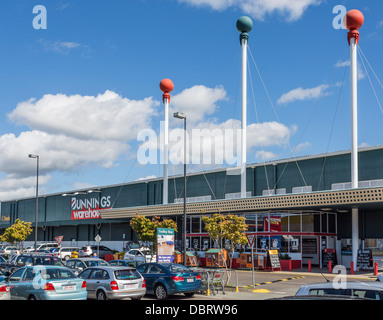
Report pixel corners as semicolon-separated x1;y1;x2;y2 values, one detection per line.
28;295;37;300
63;255;70;261
97;290;108;300
184;292;195;298
155;284;168;300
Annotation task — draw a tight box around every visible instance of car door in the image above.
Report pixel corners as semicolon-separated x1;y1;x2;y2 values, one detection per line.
141;264;165;294
7;267;26;300
86;268;104;298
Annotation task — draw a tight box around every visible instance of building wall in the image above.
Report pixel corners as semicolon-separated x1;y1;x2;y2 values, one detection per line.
1;147;383;244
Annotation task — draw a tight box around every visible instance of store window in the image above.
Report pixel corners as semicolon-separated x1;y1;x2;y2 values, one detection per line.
191;217;200;233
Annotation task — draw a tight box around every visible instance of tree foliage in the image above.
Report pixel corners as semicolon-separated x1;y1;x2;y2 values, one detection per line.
0;219;33;246
130;215;177;251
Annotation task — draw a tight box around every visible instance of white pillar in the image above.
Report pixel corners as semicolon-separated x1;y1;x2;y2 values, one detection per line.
163;97;169;205
241;37;247;199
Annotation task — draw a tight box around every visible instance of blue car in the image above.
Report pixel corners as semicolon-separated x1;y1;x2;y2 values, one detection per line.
5;265;87;300
136;263;201;299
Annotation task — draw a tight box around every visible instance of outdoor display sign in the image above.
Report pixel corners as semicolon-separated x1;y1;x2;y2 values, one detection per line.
322;248;337;267
267;249;281;270
357;249;373;270
157;228;175;263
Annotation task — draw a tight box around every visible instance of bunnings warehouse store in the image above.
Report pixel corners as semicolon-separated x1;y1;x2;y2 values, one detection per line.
2;145;383;268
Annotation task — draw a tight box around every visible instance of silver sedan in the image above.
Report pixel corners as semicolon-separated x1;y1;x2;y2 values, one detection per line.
78;266;146;300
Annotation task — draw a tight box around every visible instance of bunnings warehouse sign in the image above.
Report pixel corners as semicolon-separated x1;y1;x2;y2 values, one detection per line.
71;196;111;220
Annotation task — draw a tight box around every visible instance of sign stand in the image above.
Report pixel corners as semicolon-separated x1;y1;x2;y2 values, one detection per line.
246;233;256;288
266;249;281;271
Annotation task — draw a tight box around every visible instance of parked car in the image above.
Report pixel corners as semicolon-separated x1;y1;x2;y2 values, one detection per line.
136;263;202;300
0;246;18;254
109;259;144;268
0;282;11;300
3;254;64;276
78;266;146;300
65;258;109;275
24;243;60;253
79;245;117;259
4;265;87;300
295;281;383;300
124;249;156;263
52;247;80;261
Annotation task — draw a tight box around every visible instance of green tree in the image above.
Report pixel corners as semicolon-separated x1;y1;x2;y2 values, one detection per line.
130;215;177;252
202;213;248;269
0;219;33;248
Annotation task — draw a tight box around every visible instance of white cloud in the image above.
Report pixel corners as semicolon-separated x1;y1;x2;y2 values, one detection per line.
0;91;160;201
8;90;159;141
178;0;321;21
171;85;227;124
334;59;366;80
277;84;329;105
255;150;278;161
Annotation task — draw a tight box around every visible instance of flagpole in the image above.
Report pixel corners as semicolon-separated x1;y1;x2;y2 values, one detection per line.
236;16;253;199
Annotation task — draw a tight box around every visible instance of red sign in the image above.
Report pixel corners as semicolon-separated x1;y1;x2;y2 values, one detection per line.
55;236;63;245
246;233;256;247
71;196;111;220
264;216;281;232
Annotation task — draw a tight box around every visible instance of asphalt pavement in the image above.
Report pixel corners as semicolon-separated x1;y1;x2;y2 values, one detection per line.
193;266;380;300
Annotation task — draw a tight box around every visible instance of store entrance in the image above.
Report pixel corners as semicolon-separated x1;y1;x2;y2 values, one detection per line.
302;236;319;265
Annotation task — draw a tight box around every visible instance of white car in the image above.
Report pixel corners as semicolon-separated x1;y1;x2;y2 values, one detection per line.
0;246;18;254
124;249;156;263
52;247;80;261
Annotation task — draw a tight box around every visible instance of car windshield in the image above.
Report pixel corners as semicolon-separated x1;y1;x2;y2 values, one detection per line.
33;256;63;266
167;264;191;273
114;269;141;280
84;260;109;267
40;268;76;280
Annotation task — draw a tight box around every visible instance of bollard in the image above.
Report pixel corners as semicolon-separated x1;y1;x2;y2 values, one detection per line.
308;260;311;272
289;260;292;272
235;270;239;293
350;261;354;275
374;262;378;276
329;260;332;274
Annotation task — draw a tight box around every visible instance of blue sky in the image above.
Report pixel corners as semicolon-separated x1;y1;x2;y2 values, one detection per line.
0;0;383;201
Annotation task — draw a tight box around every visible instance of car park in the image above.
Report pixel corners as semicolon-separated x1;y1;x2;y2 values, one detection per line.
3;254;64;276
136;263;202;300
78;266;146;300
79;245;117;259
65;258;109;275
124;249;156;263
295;281;383;300
52;247;80;261
4;265;87;300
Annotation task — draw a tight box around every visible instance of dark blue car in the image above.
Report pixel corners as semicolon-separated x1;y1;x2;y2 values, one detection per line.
136;263;201;299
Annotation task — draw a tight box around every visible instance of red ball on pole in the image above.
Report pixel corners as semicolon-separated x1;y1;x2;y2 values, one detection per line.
160;78;174;93
344;9;364;31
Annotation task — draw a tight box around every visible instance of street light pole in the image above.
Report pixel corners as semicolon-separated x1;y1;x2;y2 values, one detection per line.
28;154;39;251
174;112;187;266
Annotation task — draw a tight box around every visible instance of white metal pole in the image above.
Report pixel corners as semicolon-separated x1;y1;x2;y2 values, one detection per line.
350;36;359;271
350;37;358;190
241;37;247;198
163;97;169;205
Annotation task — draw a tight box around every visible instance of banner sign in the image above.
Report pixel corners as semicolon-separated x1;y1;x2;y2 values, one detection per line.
157;228;175;263
71;196;112;220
